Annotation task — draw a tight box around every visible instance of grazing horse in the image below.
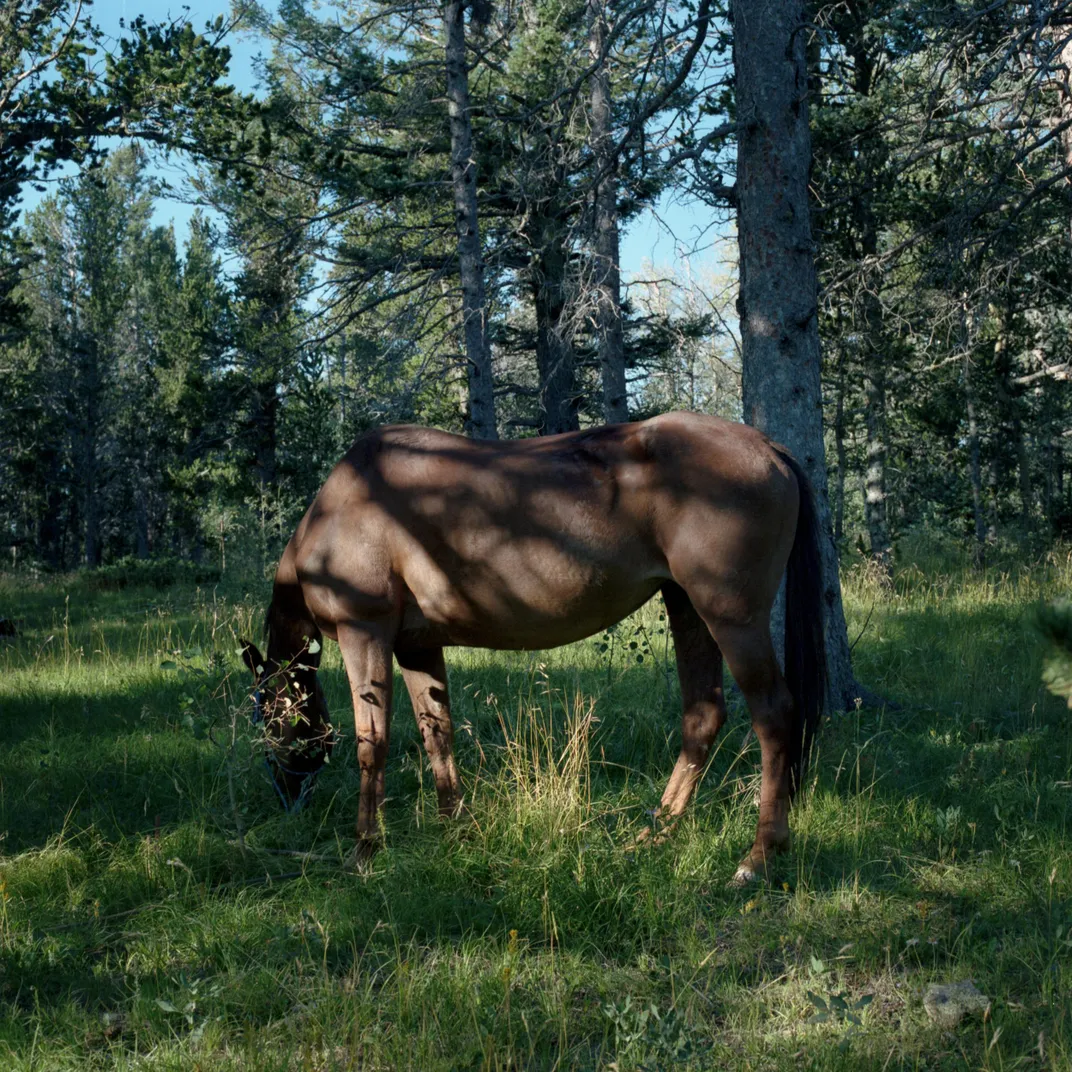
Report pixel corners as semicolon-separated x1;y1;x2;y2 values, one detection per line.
240;411;825;883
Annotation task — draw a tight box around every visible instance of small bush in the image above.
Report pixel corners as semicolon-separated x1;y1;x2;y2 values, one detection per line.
1039;599;1072;707
84;556;223;591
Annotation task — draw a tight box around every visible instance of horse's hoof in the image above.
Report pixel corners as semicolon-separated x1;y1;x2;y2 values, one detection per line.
729;864;759;888
441;799;470;823
630;813;678;849
346;837;381;869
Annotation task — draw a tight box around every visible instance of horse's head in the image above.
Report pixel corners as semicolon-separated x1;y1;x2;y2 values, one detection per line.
240;639;334;812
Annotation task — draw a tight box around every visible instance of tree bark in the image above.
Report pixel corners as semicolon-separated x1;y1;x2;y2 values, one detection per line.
842;20;891;577
1061;34;1072;247
39;475;64;568
588;0;628;424
1015;423;1031;525
732;0;858;710
533;227;580;436
77;334;102;567
445;0;498;440
833;346;847;547
135;483;151;560
1042;423;1056;530
251;380;278;490
862;358;891;571
991;305;1032;525
963;352;987;560
986;456;999;543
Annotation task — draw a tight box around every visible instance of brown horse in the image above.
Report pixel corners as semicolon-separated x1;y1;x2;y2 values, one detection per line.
240;411;825;883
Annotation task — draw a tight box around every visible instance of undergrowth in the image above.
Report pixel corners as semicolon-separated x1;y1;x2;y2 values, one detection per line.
0;548;1069;1069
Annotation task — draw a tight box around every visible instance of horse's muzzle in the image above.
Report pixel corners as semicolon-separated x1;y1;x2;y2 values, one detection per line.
264;753;325;813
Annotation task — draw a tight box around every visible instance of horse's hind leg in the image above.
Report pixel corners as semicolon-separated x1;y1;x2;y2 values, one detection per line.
336;621;396;852
705;621;795;885
649;583;728;828
396;646;463;818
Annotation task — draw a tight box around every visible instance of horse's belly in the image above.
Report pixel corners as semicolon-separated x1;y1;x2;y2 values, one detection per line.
400;553;665;651
463;583;663;650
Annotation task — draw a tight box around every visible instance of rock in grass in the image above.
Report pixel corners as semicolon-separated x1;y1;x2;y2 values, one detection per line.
923;981;990;1027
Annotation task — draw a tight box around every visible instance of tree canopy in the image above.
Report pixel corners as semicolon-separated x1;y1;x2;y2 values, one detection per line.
1;0;1070;599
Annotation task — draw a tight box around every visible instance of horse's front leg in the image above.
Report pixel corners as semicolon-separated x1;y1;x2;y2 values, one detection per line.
336;620;396;852
397;646;463;819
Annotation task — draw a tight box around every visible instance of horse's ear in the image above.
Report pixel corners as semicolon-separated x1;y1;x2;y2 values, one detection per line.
240;640;265;678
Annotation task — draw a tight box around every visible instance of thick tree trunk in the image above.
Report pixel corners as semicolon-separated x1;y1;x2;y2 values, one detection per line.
445;0;498;440
534;227;580;436
588;0;628;424
732;0;858;711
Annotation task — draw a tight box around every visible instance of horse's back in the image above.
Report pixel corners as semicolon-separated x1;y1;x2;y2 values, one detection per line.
291;415;798;646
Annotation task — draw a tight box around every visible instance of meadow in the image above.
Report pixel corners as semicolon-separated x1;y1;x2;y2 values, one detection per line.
0;543;1069;1070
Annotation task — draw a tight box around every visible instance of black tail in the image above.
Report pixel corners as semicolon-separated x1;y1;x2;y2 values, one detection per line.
777;449;827;797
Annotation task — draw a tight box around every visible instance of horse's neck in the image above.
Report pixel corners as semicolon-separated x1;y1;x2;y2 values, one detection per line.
265;596;321;671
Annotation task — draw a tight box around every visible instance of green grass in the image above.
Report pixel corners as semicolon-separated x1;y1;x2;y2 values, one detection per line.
0;548;1070;1070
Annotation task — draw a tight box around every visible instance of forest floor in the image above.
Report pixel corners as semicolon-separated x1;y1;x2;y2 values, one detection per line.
0;544;1069;1070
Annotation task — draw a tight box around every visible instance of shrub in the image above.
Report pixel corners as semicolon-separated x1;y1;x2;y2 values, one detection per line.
84;556;223;591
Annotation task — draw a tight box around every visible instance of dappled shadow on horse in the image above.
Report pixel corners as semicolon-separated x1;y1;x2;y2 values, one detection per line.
240;412;825;884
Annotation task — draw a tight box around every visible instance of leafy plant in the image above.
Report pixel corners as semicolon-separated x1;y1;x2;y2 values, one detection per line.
1038;600;1072;707
805;988;873;1028
155;975;224;1042
603;996;707;1069
935;804;962;858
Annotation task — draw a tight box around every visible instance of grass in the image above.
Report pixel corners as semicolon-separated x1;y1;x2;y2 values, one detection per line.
0;545;1070;1070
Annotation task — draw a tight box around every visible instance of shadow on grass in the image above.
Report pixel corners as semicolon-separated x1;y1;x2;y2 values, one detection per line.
1;591;1069;1057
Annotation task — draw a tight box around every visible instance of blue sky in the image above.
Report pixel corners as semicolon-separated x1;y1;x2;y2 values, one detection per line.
20;0;725;284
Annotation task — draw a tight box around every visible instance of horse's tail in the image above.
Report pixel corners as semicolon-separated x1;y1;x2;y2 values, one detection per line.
776;448;827;797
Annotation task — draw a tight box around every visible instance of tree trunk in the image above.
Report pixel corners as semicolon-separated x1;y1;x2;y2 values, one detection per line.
135;484;150;560
863;358;891;573
40;478;64;569
445;0;498;440
986;456;999;543
833;347;847;547
1040;388;1057;532
78;334;102;568
251;380;278;490
534;227;580;436
963;352;987;560
991;305;1032;525
1061;35;1072;247
732;0;858;710
1015;424;1031;525
844;26;892;578
337;335;347;432
588;0;628;424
